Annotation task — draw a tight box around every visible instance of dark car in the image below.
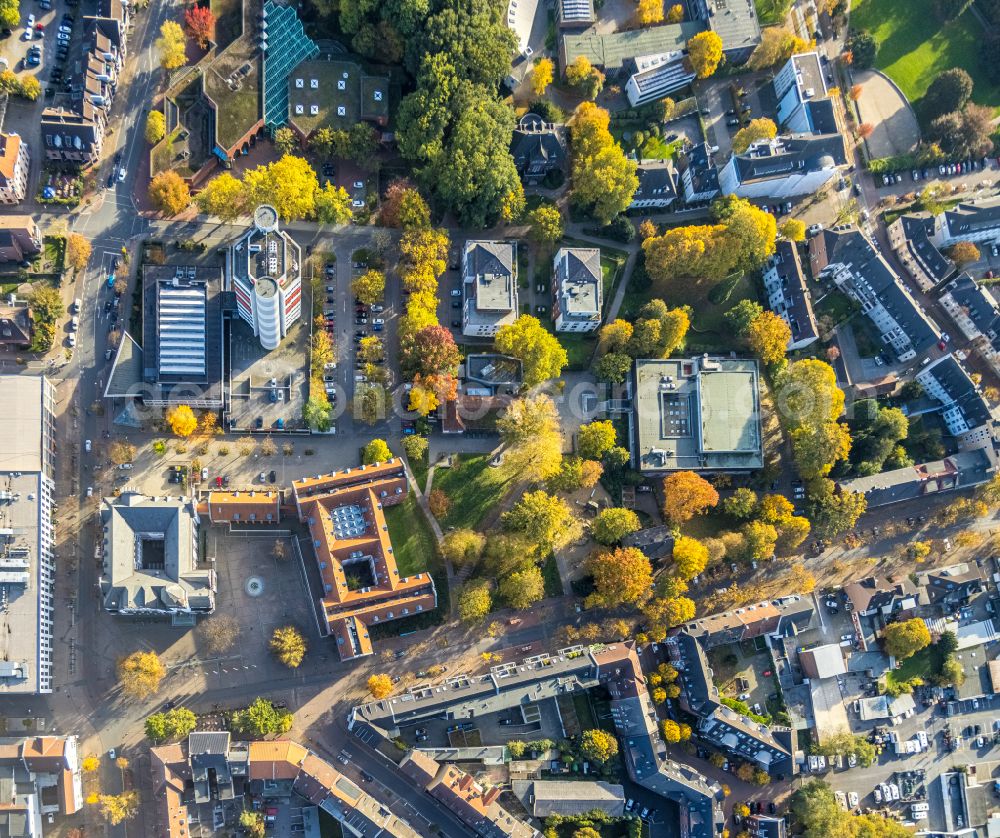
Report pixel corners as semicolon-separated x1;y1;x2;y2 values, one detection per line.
106;172;115;188
255;416;263;429
268;470;276;483
451;319;461;328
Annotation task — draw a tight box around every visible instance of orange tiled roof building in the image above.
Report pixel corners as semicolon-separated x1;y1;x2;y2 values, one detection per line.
291;459;436;660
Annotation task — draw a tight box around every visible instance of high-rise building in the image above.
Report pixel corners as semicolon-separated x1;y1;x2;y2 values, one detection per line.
0;375;56;695
228;205;302;350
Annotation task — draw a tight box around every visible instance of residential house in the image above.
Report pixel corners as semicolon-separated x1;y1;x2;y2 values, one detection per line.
0;735;82;834
843;575;920;619
718;133;847;200
152;734;421;838
772;53;839;135
631;356;763;473
462;240;518;338
402;755;539;838
917;562;986;611
809;226;941;363
937;274;1000;378
680;142;720;204
552;246;602;333
887;214;955;292
799;644;847;680
0;301;32;348
932;197;1000;248
749;816;788;838
836;450;995;509
621;525;675;563
915;354;994;449
625;50;696;106
629;159;677;209
762;240;818;350
100;492;216;617
681;595;814;649
0;133;29;204
0;217;40;265
510;114;566;186
40;10;125;167
667;631;795;776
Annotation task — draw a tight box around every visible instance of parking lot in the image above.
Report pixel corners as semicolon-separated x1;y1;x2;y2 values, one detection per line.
229;314;310;432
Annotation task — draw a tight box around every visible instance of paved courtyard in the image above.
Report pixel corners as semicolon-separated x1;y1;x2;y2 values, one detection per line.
854;69;920;159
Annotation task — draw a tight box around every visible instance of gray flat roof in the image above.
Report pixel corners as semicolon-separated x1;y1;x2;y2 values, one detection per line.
633;357;763;472
562;22;701;70
0;472;49;695
0;375;50;475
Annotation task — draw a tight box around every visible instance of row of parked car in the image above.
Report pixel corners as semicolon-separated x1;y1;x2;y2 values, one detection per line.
877;157;991;186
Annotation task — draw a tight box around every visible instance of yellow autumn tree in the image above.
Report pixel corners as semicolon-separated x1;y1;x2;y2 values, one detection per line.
166;404;197;437
530;57;554;95
686;31;723;78
637;0;664;24
367;673;393;699
732;118;778;154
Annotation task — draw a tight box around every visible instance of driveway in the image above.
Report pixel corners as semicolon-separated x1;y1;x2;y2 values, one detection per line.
854;69;920;159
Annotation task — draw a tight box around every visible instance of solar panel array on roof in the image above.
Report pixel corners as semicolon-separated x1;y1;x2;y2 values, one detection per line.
158;275;206;377
560;0;594;21
262;0;319;130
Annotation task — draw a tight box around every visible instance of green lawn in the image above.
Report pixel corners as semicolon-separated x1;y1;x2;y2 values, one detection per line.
383;495;435;578
885;643;947;692
755;0;792;25
541;552;562;597
432;454;512;531
850;0;1000;110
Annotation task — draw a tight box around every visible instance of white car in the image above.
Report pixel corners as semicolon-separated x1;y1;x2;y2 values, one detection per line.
118;463;133;470
84;439;92;452
848;792;859;809
86;486;93;497
372;318;385;326
353;180;364;189
108;748;116;760
874;788;882;803
58;24;71;34
847;753;857;767
201;467;208;481
450;289;462;297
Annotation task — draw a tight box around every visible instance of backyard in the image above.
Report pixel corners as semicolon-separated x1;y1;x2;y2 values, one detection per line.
885;642;947;693
850;0;1000;110
431;454;512;531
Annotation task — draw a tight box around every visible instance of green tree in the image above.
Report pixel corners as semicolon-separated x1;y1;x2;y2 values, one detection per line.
591;507;642;545
0;0;19;29
569;103;638;225
847;31;877;69
882;618;931;660
723;487;758;520
923;69;973;120
302;395;332;432
315;183;353;224
596;352;633;384
577;420;617;461
495;315;568;387
724;300;764;335
362;439;392;464
144;713;169;742
441;529;486;565
499;565;545;609
351;270;386;305
231;697;293;737
527;204;563;245
458;580;492;622
503;490;576;554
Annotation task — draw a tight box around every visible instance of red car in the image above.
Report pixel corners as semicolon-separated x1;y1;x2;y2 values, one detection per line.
215;476;223;487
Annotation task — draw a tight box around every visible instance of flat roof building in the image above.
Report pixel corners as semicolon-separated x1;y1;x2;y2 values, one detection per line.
292;460;436;660
631;356;763;473
552;247;602;333
0;375;55;695
462;240;518;338
100;492;216;618
105;264;226;408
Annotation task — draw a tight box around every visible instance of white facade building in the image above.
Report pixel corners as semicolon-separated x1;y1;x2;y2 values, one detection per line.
228;205;302;350
552;247;602;333
0;133;30;204
462;240;518;338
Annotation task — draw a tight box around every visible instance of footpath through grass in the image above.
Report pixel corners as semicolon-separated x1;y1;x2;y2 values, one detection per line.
850;0;1000;110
